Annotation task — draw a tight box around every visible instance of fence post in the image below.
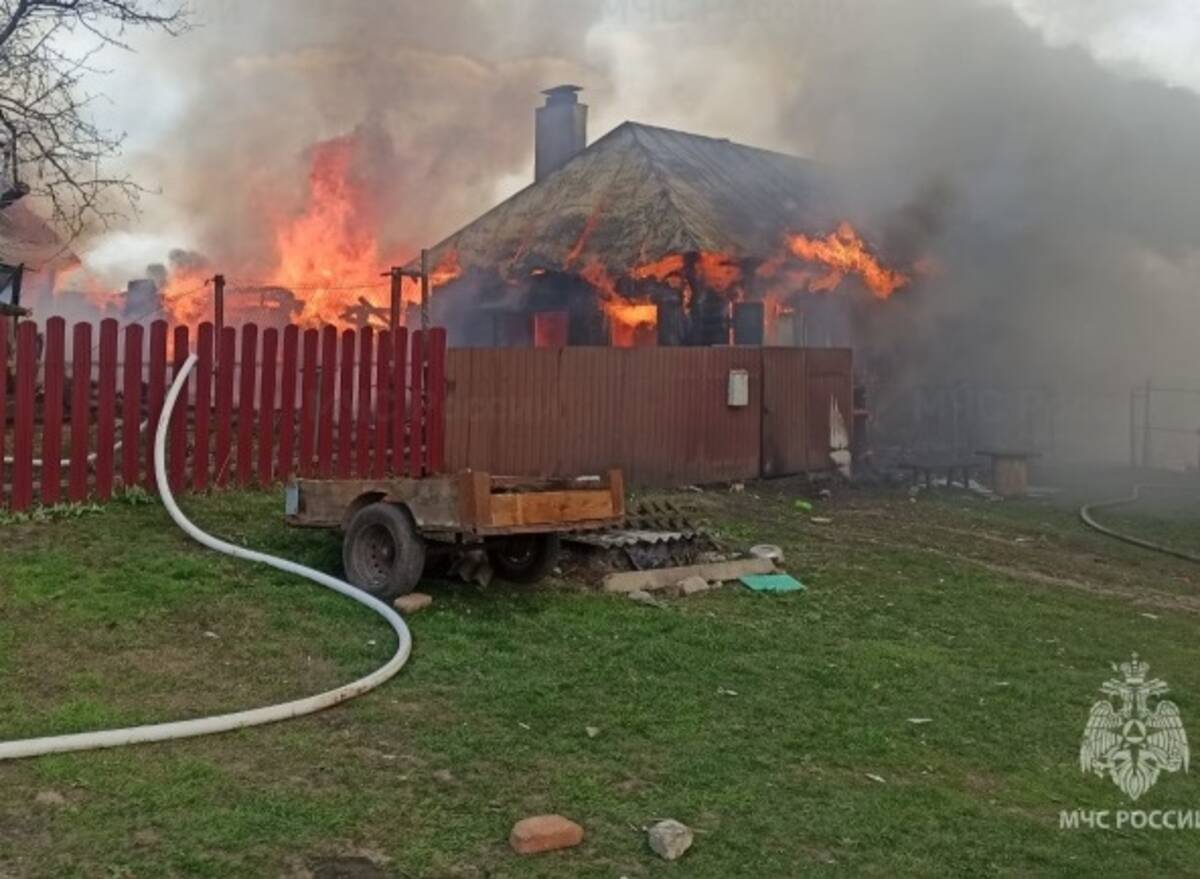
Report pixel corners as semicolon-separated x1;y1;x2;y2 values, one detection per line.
121;324;144;490
427;327;446;473
169;325;189;492
277;325;299;482
356;326;373;477
420;249;430;332
41;317;66;505
391;329;408;475
144;321;168;491
373;330;391;479
95;319;118;501
337;329;354;478
215;326;236;486
0;317;9;504
317;325;337;478
388;267;402;336
68;322;92;502
299;328;318;478
194;323;214;492
213;273;225;343
409;330;425;477
11;322;37;511
259;327;279;486
237;323;258;485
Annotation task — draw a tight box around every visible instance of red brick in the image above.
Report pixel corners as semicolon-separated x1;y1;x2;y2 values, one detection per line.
508;814;584;854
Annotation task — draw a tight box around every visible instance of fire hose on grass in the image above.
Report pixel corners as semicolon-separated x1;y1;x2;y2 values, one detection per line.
1079;483;1200;565
0;352;413;761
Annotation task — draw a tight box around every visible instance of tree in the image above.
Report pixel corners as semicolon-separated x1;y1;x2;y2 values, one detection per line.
0;0;190;240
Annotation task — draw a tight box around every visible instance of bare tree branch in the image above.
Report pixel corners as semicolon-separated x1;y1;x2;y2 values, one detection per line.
0;0;190;240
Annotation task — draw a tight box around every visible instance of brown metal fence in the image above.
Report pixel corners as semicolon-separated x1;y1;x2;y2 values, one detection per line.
445;346;852;487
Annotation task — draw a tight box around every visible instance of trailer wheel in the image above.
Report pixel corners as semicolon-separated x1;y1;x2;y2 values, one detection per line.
343;503;426;600
486;533;560;584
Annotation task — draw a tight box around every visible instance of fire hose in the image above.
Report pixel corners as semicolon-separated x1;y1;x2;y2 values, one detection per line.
1079;483;1200;565
0;352;412;761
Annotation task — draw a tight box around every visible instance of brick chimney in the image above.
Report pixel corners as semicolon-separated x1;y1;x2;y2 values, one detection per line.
535;85;587;182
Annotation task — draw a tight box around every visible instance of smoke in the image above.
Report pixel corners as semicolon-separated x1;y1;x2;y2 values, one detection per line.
77;0;1200;461
588;0;1200;461
116;0;614;271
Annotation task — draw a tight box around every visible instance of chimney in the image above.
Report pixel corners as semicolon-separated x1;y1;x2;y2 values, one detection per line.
535;85;587;182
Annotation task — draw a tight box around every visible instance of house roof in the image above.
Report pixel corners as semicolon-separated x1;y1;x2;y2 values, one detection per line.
417;121;843;275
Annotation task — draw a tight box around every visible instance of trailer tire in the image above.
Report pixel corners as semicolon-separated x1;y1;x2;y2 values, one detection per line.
343;502;426;600
486;533;560;584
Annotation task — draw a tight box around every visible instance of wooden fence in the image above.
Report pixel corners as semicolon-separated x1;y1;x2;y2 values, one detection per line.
0;316;447;511
0;315;849;510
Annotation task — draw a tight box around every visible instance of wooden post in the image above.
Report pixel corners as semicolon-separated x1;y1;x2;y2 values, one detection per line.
420;249;430;332
213;273;225;343
388;267;402;336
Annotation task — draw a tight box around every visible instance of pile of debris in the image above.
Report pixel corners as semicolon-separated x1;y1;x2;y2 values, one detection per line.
561;498;724;576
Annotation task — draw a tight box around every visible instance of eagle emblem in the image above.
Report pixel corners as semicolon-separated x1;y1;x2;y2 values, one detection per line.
1080;654;1189;800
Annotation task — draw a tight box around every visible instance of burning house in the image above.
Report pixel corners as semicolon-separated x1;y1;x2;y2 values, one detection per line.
423;86;911;350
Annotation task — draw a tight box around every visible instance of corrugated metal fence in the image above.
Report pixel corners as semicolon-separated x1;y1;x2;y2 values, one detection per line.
445;347;851;486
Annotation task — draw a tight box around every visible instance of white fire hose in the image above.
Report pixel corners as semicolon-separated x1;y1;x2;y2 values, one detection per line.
0;352;412;761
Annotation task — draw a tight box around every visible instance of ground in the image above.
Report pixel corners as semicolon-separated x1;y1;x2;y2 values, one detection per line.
1;479;1199;877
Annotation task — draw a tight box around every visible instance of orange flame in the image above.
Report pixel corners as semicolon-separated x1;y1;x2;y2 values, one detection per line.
581;258;656;346
429;248;462;288
268;135;387;326
784;221;909;299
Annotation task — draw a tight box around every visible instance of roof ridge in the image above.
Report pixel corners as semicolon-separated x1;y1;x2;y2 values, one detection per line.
625;123;712;255
622;120;816;168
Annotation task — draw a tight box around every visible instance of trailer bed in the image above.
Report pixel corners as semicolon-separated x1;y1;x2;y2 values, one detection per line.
286;469;625;536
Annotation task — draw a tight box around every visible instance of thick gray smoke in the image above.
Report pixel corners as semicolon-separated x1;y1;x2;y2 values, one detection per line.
122;0;613;268
90;0;1200;462
587;0;1200;462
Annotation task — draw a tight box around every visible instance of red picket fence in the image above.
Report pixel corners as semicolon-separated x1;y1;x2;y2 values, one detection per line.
0;316;447;512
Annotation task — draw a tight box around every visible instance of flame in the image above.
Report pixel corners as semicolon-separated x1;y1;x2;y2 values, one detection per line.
574;224;910;345
784;221;909;299
565;206;603;269
696;251;742;292
268;135;388;325
581;258;656;347
158;266;214;325
631;252;685;283
429;248;462;288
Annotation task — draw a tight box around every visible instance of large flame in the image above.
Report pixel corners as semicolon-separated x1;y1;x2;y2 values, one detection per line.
267;135;390;325
158;133;407;329
783;221;909;299
47;129;910;342
573;222;910;344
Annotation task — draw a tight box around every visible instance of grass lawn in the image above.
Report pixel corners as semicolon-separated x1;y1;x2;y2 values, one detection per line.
1;479;1199;877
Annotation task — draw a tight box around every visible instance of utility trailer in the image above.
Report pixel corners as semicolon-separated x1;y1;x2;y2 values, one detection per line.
286;469;625;599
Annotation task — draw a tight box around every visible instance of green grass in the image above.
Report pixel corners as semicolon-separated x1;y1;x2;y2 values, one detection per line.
2;483;1200;876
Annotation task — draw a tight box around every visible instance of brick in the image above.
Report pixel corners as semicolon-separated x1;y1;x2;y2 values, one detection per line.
508;814;584;854
393;592;433;614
